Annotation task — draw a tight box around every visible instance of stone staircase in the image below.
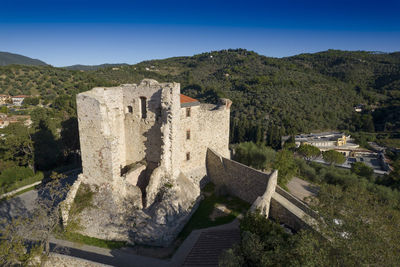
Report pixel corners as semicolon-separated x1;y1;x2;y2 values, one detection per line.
182;229;240;267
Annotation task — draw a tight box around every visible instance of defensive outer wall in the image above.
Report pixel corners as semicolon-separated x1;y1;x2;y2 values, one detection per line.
206;149;317;231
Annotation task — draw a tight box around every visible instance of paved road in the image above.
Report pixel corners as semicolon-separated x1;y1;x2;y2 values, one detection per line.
0;189;38;223
0;170;79;224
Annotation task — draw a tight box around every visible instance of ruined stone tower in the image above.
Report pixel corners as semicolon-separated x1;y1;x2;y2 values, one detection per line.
63;79;231;246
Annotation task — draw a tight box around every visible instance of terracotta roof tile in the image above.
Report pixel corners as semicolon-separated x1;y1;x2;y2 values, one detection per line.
180;94;199;104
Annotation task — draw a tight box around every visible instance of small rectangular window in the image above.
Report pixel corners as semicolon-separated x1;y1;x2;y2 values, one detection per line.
140;97;147;119
186;107;191;117
186;129;191;140
186;152;190;161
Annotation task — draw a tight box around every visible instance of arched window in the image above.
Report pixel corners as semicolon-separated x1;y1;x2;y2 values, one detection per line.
140;97;147;119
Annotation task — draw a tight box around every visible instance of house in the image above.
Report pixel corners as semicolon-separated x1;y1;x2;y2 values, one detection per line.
0;94;11;105
11;95;30;106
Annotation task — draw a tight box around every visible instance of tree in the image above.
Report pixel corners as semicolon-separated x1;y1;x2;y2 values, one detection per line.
32;121;61;171
351;162;373;180
379;159;400;190
0;123;34;171
266;125;281;150
60;117;80;164
23;97;40;106
220;211;330;266
234;142;276;170
361;114;375;132
0;106;8;114
0;172;68;265
322;150;346;165
309;184;400;265
283;135;296;151
297;144;321;161
0;217;43;266
220;184;400;266
31;172;68;254
272;149;298;186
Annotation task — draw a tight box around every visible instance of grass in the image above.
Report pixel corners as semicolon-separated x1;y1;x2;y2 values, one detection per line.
55;228;128;249
54;182;128;250
178;183;250;240
0;172;43;195
69;183;95;216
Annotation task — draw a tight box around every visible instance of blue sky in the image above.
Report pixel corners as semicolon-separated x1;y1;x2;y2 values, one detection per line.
0;0;399;66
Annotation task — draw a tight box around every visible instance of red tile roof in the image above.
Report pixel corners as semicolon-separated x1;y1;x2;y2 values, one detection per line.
180;94;198;104
13;95;30;98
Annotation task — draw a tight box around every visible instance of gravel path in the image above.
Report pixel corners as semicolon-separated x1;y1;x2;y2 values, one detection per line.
287;177;318;202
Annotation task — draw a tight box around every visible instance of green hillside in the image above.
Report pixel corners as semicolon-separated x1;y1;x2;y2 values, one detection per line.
0;52;48;66
0;49;399;142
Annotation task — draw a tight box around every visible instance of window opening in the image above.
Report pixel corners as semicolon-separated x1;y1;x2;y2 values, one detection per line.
186;152;190;161
186;107;191;117
140;97;147;119
127;106;133;113
186;129;191;140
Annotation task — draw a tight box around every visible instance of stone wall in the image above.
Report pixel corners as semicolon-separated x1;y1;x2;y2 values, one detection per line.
44;253;110;267
275;185;318;218
269;194;316;231
250;170;278;217
179;100;230;185
206;148;273;203
77;80;180;205
71;79;231;246
60;176;82;226
206;149;317;232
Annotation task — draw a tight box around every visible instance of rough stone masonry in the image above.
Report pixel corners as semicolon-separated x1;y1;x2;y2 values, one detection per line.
62;79;231;246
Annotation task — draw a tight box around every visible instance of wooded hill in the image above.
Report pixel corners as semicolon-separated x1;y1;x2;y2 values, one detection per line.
0;52;48;66
0;49;399;143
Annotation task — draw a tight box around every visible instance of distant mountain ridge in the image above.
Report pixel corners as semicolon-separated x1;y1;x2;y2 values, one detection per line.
0;51;128;70
0;48;399;135
62;63;128;71
0;51;48;66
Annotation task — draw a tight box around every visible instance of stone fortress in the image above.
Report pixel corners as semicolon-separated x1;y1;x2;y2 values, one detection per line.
62;79;232;246
62;79;316;248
